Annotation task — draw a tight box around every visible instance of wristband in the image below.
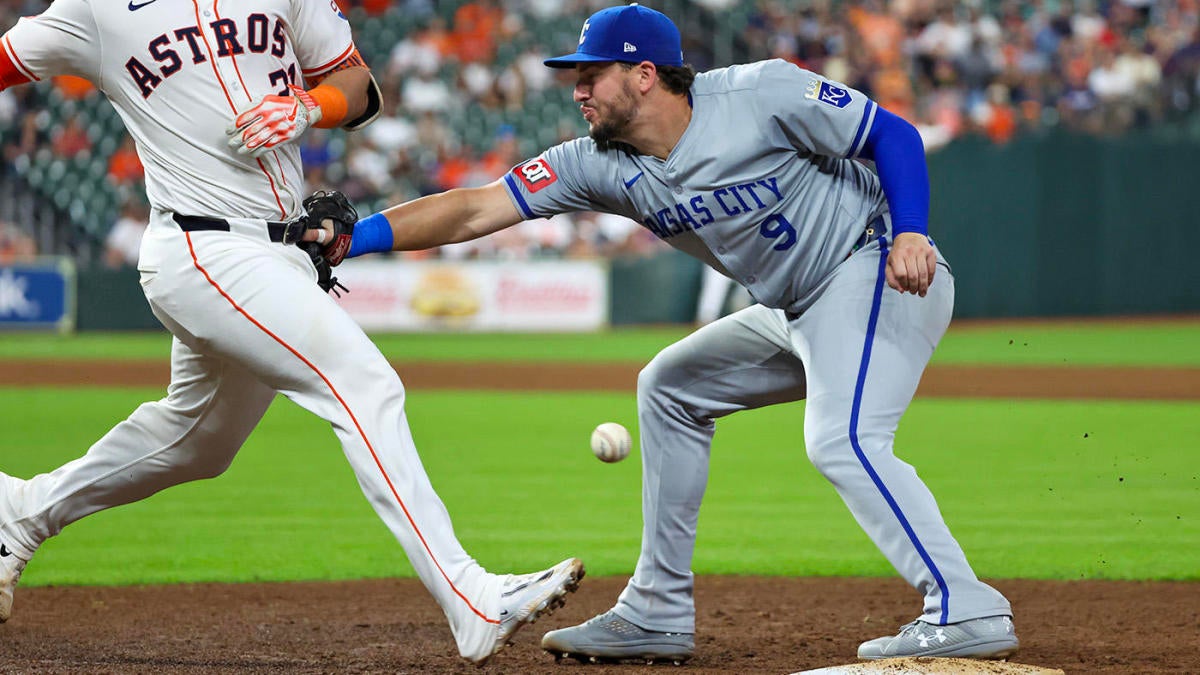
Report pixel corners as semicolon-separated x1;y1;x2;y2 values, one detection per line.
309;84;349;129
348;212;393;258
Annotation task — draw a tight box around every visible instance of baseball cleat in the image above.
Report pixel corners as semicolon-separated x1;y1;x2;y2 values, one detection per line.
857;615;1019;660
468;557;585;666
0;471;31;623
0;542;26;623
542;610;694;664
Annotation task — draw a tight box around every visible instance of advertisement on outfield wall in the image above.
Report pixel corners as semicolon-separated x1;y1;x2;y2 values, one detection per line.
331;259;609;332
0;257;75;333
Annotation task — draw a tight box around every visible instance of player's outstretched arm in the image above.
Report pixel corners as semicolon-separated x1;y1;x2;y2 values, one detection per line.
303;181;525;257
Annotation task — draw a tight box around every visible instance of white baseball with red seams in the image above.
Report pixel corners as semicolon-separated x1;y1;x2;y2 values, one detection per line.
0;0;519;662
591;422;632;463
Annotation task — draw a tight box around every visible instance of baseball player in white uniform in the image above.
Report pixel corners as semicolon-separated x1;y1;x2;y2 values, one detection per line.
0;0;582;665
308;3;1019;665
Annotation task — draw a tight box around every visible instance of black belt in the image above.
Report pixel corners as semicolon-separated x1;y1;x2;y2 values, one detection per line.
850;215;887;255
172;213;291;243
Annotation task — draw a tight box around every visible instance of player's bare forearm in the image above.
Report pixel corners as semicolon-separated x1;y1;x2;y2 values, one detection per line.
378;182;524;251
885;232;937;296
308;66;371;122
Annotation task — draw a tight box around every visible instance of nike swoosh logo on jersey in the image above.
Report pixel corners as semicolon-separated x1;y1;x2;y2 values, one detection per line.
128;0;159;10
623;172;644;189
0;544;11;557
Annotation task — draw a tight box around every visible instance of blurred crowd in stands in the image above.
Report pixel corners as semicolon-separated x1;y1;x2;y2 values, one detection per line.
2;0;1200;268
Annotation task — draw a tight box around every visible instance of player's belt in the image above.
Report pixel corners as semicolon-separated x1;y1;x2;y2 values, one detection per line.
850;215;887;255
172;213;290;243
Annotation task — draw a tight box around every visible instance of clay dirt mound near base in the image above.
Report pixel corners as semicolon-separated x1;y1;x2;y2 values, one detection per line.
3;576;1197;674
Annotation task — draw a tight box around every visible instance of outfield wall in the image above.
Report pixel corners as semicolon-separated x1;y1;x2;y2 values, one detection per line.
928;131;1200;318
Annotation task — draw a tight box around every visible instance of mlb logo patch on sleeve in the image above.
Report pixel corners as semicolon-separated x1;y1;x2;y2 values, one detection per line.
804;78;852;109
515;158;558;192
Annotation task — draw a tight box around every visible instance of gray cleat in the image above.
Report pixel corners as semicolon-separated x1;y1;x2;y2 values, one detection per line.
542;610;694;664
858;615;1019;660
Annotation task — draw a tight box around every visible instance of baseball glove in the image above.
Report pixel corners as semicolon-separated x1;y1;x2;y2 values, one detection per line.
286;190;357;295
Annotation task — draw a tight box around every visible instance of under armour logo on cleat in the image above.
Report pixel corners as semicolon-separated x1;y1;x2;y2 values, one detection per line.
917;629;948;647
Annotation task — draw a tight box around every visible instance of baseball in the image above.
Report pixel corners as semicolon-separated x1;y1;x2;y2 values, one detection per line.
590;422;632;463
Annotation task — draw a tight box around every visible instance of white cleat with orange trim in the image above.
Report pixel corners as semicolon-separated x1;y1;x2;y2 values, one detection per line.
0;471;33;623
459;557;585;666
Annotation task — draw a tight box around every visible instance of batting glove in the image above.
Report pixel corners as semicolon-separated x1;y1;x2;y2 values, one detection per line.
226;85;322;158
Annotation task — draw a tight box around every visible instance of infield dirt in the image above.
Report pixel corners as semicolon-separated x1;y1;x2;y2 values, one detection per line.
1;359;1197;673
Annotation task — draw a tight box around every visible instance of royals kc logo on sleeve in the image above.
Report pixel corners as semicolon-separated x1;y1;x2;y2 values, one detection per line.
805;77;852;109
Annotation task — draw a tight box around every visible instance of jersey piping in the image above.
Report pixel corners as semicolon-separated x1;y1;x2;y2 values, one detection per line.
190;0;287;217
849;100;878;159
1;34;38;82
503;173;536;219
212;0;291;209
848;237;951;625
184;232;498;626
302;42;354;78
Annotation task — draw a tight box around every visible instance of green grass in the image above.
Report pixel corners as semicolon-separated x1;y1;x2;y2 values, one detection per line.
0;319;1197;365
4;388;1196;587
932;320;1200;366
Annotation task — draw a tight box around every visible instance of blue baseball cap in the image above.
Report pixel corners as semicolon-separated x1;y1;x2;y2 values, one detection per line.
544;3;683;69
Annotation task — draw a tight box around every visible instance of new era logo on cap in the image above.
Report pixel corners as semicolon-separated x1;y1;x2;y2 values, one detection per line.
545;3;683;69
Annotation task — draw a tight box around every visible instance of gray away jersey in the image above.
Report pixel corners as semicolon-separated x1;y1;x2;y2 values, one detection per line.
503;58;891;314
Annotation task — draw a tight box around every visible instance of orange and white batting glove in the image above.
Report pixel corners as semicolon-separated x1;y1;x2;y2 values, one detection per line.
226;85;322;158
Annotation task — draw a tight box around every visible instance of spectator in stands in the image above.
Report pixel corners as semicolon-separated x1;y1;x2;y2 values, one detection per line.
1163;26;1200;117
387;16;451;79
0;219;35;264
469;124;521;184
450;0;505;64
1089;45;1138;133
402;66;454;114
50;111;90;159
51;74;94;101
12;0;1200;265
364;86;419;155
3;108;45;169
1115;36;1163;125
299;128;335;186
106;134;143;187
102;198;149;269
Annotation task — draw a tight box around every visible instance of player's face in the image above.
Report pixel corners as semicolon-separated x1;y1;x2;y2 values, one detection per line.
573;63;639;150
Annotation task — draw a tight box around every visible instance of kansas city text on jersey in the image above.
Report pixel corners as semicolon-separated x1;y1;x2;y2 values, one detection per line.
639;177;784;240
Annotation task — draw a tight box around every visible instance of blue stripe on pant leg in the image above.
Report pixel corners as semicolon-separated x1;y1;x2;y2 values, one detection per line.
847;238;951;625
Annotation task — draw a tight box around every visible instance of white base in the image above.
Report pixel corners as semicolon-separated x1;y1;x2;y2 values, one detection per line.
791;657;1065;675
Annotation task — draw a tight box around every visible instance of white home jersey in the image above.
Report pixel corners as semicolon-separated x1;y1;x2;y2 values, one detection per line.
2;0;355;219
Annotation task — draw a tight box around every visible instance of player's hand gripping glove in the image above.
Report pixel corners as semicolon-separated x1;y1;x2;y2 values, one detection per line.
226;85;322;158
283;190;357;295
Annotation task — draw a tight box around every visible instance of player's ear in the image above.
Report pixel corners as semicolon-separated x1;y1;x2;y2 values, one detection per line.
635;61;657;94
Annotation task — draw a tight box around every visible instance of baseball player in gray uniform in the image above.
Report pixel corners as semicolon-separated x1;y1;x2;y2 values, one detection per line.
0;0;582;665
312;2;1018;665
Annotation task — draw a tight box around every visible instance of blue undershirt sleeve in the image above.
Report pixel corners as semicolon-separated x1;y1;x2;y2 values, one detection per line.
857;106;929;237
